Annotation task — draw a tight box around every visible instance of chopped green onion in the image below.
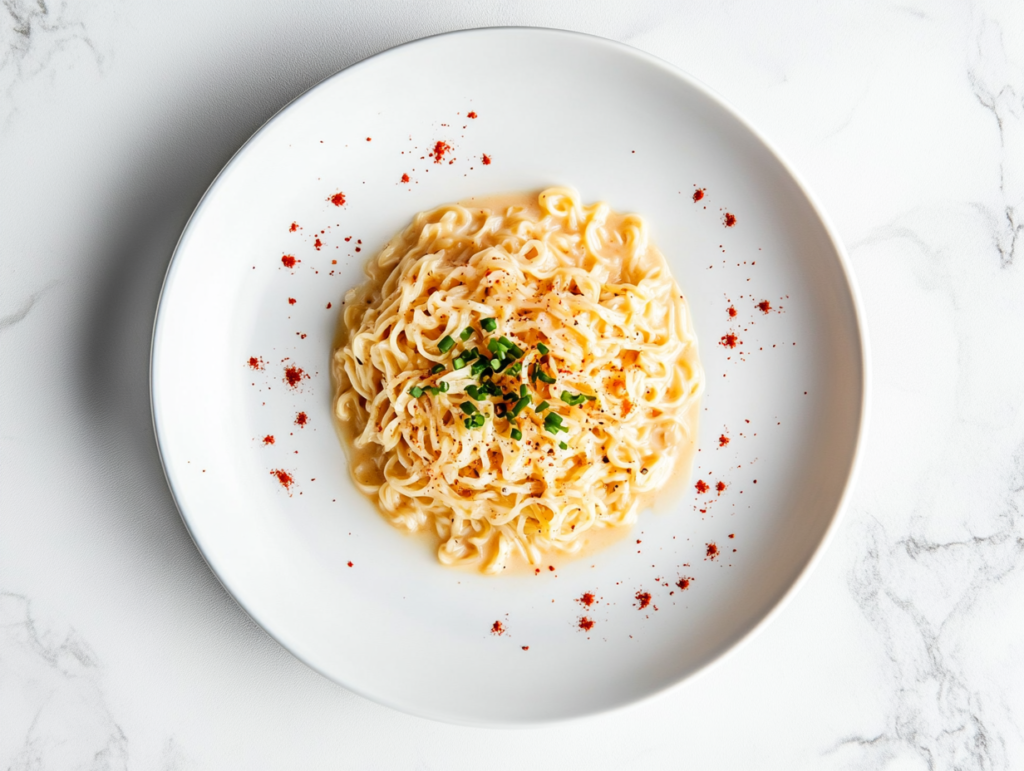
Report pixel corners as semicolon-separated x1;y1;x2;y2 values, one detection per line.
460;327;474;341
425;386;439;395
499;337;524;358
537;342;550;355
510;395;532;418
470;360;487;377
465;348;480;361
471;413;486;428
560;390;591;407
544;412;564;428
507;362;522;377
520;384;529;397
466;385;481;399
460;402;478;415
511;428;523;441
452;357;466;370
529;364;538;383
503;392;517;402
409;386;424;398
438;335;455;353
536;369;556;385
487;339;506;357
559;441;568;450
481;318;498;332
483;381;501;396
536;401;550;412
430;364;445;374
489;358;502;371
438;381;450;393
464;418;472;429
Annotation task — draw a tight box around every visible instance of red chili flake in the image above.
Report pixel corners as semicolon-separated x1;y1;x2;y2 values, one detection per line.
328;192;346;207
577;592;595;607
401;173;410;183
270;469;294;489
281;255;298;268
429;141;451;164
288;297;297;305
724;212;737;227
727;305;737;318
693;188;705;202
467;111;478;119
578;616;595;631
326;302;332;309
481;154;492;165
491;620;505;636
365;137;371;141
719;434;730;447
716;481;726;494
347;561;353;567
289;222;299;232
248;356;263;370
695;479;709;494
720;333;738;348
521;646;529;651
757;299;772;314
728;533;735;539
284;366;306;388
314;237;323;250
706;542;720;560
548;565;555;572
635;591;652;610
295;412;309;427
262;435;275;445
676;577;691;591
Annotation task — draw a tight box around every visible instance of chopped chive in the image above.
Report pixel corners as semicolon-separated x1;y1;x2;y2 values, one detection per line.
536;401;550;412
438;335;455;353
481;318;498;332
430;364;445;374
537;342;550;355
544;412;564;427
460;327;474;341
466;385;481;399
544;424;559;435
409;386;424;398
507;362;522;377
499;337;524;358
487;339;506;357
439;381;450;393
520;384;528;397
460;402;478;415
489;357;502;371
495;402;508;417
471;413;486;428
510;395;532;418
537;369;556;385
452;357;466;370
511;428;523;441
559;441;568;450
464;418;472;429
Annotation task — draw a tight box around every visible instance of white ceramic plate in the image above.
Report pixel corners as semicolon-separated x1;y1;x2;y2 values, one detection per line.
152;27;866;725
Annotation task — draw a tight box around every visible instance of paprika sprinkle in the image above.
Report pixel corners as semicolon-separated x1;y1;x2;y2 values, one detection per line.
281;255;298;269
695;479;709;494
724;212;737;227
328;192;346;207
757;299;772;314
706;542;719;560
429;141;451;164
481;154;492;165
578;616;595;631
720;333;738;349
270;469;294;489
635;591;652;610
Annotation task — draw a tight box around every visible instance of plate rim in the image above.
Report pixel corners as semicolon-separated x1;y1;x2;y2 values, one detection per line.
149;25;871;727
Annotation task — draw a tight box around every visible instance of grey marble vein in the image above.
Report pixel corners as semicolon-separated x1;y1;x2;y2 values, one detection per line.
0;280;56;334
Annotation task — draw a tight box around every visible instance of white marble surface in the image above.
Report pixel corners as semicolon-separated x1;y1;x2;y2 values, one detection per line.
1;0;1022;767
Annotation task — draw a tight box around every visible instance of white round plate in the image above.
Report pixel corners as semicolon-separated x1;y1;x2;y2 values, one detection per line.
152;27;866;725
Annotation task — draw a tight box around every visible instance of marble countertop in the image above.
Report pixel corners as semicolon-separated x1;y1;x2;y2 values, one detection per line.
2;1;1022;768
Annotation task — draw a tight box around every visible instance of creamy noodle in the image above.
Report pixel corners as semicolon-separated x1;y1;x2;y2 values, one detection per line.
332;187;703;573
